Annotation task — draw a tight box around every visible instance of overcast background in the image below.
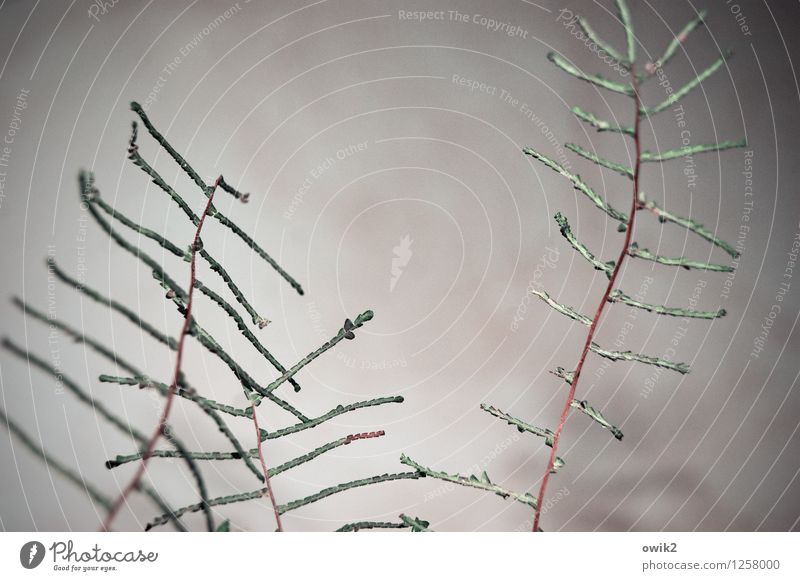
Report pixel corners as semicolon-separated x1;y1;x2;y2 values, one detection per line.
0;0;798;532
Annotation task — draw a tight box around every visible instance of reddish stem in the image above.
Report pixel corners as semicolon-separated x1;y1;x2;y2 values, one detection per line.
532;67;643;532
101;176;222;532
345;430;386;444
251;403;284;531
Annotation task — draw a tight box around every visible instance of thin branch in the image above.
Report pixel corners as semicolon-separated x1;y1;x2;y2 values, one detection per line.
1;342;196;530
615;0;636;65
570;399;624;441
78;185;306;419
129;103;305;295
644;10;707;76
566;142;634;179
99;375;249;417
88;193;297;389
278;472;422;515
251;403;282;531
530;289;592;326
555;212;615;276
335;521;407;532
99;375;263;482
590;342;690;374
608;289;727;319
577;16;627;64
627;243;734;272
0;407;112;511
547;52;634;96
572;107;634;135
335;514;430;532
480;404;564;472
533;60;643;532
101;174;222;532
643;50;732;116
637;193;740;258
261;311;374;395
401;454;538;509
261;396;404;441
523;147;629;226
147;469;419;531
641;140;746;162
3;339;148;442
49;260;177;351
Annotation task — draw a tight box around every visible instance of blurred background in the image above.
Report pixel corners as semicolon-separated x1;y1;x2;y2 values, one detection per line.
0;0;798;532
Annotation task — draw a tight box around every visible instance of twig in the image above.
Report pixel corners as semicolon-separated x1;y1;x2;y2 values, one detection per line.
251;403;283;531
101;175;222;531
532;58;643;532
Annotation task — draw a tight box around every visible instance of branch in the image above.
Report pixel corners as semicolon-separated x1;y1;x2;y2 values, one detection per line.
88;192;297;390
555;212;615;276
641;140;746;162
147;470;421;531
530;289;592;326
100;375;263;482
570;399;624;440
627;242;734;272
637;193;740;258
400;454;538;508
566;142;634;179
608;289;727;319
577;16;627;64
129;105;305;295
615;0;636;66
480;404;564;472
0;407;112;511
547;52;634;96
644;10;707;77
590;342;690;373
261;396;404;441
101;173;222;532
643;50;732;116
572;107;634;135
261;312;374;395
523;147;628;226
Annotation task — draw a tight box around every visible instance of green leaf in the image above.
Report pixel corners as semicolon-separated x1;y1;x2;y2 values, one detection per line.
615;0;636;65
216;520;231;532
590;342;691;374
572;107;634;135
570;400;624;440
400;454;539;508
566;143;633;179
577;16;627;64
523;147;628;225
547;52;634;96
530;289;592;326
644;10;707;75
641;139;746;162
480;404;564;472
643;50;732;115
638;193;740;258
555;212;615;276
608;289;727;320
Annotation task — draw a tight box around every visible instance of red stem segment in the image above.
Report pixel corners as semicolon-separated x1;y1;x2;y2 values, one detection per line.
532;67;643;532
101;176;223;532
251;404;284;531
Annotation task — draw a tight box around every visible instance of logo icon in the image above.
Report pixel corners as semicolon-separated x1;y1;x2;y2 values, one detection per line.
20;541;45;569
390;235;413;292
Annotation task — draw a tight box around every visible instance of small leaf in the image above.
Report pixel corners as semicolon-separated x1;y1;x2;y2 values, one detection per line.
216;519;230;532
